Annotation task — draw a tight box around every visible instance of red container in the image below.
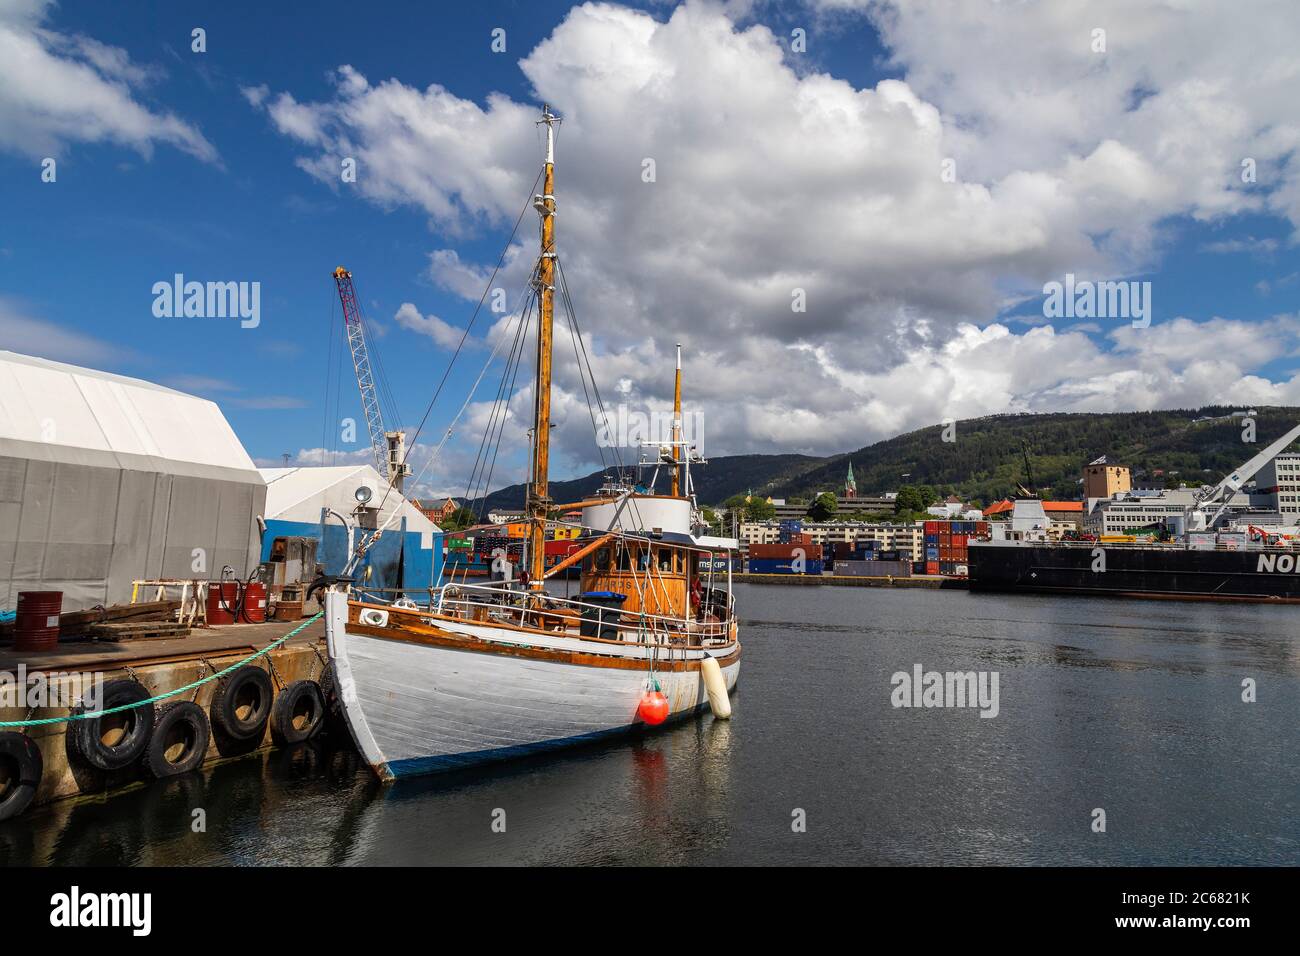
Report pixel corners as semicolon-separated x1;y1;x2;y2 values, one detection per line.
241;582;268;623
925;561;940;575
206;582;241;626
14;591;62;652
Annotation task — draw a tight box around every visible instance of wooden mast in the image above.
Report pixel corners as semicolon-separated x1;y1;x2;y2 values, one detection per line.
671;343;682;497
528;105;559;589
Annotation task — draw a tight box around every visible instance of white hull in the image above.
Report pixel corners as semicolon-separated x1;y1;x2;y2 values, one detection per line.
325;593;740;780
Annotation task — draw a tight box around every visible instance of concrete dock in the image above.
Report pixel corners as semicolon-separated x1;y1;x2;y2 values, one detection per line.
734;572;968;589
0;617;327;812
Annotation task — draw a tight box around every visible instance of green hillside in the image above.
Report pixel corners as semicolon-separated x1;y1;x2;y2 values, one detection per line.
468;453;821;513
468;406;1300;513
769;406;1300;506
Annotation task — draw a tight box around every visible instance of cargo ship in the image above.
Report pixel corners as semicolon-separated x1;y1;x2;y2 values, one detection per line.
969;422;1300;603
969;533;1300;603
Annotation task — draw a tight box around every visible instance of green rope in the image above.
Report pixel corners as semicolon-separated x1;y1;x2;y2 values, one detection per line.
0;612;324;729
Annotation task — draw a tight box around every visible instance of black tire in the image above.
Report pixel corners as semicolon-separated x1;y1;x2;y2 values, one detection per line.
270;680;325;747
210;665;273;741
0;732;43;822
144;702;210;778
69;678;155;772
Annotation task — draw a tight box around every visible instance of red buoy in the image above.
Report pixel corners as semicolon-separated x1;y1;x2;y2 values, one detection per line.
637;690;669;726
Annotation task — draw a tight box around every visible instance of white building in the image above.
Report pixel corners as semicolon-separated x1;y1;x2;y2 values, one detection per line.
1254;452;1300;518
0;350;265;611
739;520;924;557
259;464;441;591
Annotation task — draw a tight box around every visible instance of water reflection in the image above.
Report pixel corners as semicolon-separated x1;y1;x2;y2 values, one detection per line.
3;586;1298;866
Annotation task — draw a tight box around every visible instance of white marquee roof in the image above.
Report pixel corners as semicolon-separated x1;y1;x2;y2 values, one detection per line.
0;350;259;480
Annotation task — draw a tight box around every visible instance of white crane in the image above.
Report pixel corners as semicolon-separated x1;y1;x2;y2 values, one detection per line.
1189;420;1300;530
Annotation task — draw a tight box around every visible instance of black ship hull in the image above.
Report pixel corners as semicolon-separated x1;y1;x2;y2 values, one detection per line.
968;542;1300;603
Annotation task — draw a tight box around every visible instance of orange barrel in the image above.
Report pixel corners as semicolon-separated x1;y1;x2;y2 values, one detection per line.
206;582;241;626
14;591;62;652
241;582;267;623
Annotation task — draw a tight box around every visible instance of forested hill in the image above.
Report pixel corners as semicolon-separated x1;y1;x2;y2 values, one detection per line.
467;453;821;513
768;406;1300;505
467;406;1300;511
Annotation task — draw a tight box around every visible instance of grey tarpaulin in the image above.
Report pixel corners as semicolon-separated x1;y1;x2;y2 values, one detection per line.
0;350;266;611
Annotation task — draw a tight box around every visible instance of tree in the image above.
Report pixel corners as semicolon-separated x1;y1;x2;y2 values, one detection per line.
723;493;749;512
894;485;924;514
808;492;838;521
746;498;776;521
917;485;938;508
441;506;478;531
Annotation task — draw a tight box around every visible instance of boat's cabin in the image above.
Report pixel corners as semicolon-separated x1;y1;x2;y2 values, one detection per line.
581;539;692;620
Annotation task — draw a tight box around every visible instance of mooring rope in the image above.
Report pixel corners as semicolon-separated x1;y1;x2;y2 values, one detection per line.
0;612;325;729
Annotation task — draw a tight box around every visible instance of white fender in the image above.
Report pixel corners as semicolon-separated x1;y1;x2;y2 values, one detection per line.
700;656;731;719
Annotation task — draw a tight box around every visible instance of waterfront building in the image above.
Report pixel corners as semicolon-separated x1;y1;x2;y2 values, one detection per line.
984;499;1084;538
1083;455;1131;499
739;520;924;558
413;496;460;523
1253;452;1300;518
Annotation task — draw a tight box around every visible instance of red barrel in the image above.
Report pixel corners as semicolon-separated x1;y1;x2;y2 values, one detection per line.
206;582;241;626
14;591;62;652
240;582;267;623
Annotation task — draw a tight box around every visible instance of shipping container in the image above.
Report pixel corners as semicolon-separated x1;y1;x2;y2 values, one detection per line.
749;542;820;559
699;556;739;572
836;559;912;577
747;557;824;575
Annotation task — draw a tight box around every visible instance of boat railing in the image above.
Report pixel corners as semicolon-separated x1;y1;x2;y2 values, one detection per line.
351;583;734;644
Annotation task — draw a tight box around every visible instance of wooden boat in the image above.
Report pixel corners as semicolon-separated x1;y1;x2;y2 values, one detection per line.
325;106;741;780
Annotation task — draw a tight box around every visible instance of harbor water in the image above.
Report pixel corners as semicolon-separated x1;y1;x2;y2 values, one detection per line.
4;584;1297;866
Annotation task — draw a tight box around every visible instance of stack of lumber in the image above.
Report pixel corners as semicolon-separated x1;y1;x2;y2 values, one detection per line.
0;600;181;644
88;620;191;643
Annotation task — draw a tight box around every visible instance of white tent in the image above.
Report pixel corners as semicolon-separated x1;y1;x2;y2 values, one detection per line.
259;465;439;534
257;465;440;590
0;350;265;611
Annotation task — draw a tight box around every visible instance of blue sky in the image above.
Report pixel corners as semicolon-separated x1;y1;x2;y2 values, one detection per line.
2;0;1297;496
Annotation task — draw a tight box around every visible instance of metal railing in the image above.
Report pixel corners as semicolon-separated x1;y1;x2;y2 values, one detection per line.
974;537;1299;552
351;582;735;645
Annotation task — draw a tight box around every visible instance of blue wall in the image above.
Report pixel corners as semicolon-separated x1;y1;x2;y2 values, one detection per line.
260;517;441;594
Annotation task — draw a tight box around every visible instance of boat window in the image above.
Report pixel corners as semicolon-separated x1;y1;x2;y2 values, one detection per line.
589;548;610;572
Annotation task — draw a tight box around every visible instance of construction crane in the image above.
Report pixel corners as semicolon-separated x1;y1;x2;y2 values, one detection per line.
332;267;411;493
1015;439;1038;498
1188;420;1300;530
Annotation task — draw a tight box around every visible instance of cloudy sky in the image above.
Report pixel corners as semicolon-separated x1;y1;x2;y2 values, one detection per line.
2;0;1298;496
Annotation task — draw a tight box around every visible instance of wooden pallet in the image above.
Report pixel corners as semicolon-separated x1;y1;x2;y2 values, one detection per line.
89;621;191;643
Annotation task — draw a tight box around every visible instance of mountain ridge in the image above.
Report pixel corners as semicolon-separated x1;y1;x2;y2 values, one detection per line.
467;405;1300;512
